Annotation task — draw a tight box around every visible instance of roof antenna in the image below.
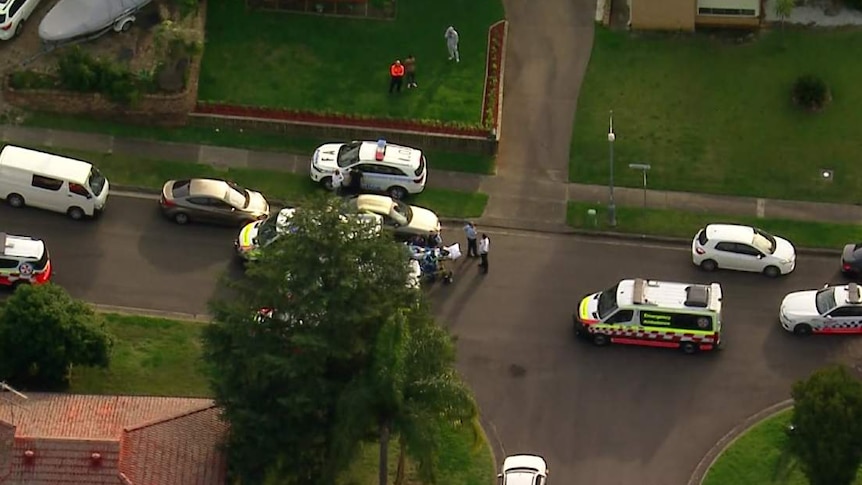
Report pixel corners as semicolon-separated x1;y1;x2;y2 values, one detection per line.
0;382;28;400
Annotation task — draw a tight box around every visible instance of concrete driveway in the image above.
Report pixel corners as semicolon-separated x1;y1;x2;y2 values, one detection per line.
3;194;860;483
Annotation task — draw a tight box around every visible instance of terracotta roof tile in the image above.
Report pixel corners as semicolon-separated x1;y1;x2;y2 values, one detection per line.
0;394;225;485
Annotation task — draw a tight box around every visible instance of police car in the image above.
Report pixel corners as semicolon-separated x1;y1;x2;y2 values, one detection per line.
0;233;52;288
235;207;384;262
780;283;862;336
309;139;427;199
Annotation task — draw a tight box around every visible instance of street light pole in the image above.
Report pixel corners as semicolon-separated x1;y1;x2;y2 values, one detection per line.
608;110;617;227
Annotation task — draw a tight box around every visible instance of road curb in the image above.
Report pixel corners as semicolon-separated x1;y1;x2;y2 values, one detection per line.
91;303;212;323
686;399;794;485
109;185;842;255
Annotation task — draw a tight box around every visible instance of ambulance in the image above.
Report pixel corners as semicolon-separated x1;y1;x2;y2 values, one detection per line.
0;233;52;288
573;278;723;354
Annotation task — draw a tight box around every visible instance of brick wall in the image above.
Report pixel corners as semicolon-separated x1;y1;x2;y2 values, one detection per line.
188;113;499;156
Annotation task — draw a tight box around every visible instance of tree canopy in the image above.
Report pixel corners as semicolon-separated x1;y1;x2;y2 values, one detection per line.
203;196;475;484
790;364;862;485
0;283;112;389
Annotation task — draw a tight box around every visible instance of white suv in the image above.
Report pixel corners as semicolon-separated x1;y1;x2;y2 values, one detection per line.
310;139;427;199
0;0;41;40
692;224;796;277
498;454;548;485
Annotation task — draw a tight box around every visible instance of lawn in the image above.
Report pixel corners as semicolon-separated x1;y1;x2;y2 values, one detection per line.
71;314;494;485
20;112;497;174
17;145;488;218
198;0;505;123
704;409;862;485
571;27;862;204
566;201;862;249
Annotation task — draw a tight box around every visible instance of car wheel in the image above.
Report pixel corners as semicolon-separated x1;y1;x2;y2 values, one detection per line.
174;212;190;225
7;193;24;208
793;324;813;336
700;259;717;272
763;265;781;278
119;18;133;32
387;186;407;200
592;333;610;347
67;207;85;221
322;177;334;191
681;341;699;355
14;21;23;38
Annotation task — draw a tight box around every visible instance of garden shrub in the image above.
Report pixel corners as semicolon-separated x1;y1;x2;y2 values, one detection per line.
9;71;57;90
55;47;150;104
846;0;862;11
792;74;829;111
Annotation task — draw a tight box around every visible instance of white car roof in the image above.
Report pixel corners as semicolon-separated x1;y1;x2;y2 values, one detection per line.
357;140;422;168
502;454;548;482
705;224;755;244
354;194;396;215
0;145;92;185
615;278;722;313
0;233;46;260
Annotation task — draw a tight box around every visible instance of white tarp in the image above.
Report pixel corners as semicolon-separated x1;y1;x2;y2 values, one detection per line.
39;0;150;43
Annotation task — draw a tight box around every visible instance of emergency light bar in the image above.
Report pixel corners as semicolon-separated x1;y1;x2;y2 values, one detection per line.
375;139;386;161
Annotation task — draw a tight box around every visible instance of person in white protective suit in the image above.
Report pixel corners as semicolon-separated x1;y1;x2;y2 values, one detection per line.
445;26;460;62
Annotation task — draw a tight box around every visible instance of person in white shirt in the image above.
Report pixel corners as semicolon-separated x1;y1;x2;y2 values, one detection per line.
478;233;490;274
445;26;460;62
331;169;345;195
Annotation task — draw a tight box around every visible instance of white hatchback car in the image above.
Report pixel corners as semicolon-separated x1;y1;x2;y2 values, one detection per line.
0;0;41;40
309;139;427;199
692;224;796;277
498;454;548;485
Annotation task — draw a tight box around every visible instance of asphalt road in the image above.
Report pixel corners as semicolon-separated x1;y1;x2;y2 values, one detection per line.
3;194;860;484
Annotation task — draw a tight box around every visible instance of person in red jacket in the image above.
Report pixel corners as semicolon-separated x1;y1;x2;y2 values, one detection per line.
389;60;405;94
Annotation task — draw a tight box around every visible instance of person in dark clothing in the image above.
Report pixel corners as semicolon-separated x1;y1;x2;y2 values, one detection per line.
348;168;363;193
404;54;417;88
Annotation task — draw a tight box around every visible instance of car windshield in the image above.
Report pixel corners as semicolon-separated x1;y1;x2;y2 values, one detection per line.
225;181;250;208
392;200;413;225
256;216;282;246
87;167;107;196
597;283;619;320
752;228;777;254
815;288;838;315
337;141;363;168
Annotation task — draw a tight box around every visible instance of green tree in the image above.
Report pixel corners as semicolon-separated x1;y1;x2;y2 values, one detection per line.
790;364;862;485
0;284;112;389
330;304;479;485
774;0;794;28
203;196;420;484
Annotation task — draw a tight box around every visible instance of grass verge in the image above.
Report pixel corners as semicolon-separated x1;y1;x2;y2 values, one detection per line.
20;112;496;174
71;314;494;485
566;201;862;249
703;409;862;485
199;0;505;122
16;145;487;218
571;27;862;204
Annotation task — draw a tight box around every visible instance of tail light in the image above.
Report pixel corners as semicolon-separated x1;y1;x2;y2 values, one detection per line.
33;262;51;284
1;24;11;31
695;247;706;255
160;197;176;207
844;263;852;272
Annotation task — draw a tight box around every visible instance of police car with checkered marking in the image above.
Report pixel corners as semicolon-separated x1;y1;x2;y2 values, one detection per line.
309;139;427;200
0;233;52;288
780;283;862;336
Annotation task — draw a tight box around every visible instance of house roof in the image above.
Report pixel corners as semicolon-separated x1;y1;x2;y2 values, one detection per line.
0;394;227;485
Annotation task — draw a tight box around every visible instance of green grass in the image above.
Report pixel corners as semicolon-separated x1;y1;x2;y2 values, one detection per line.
20;113;496;174
71;314;494;484
566;201;862;249
571;28;862;204
14;145;488;218
198;0;505;122
704;409;862;485
70;314;210;396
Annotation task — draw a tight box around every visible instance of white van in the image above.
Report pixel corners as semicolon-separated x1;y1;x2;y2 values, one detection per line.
0;145;110;220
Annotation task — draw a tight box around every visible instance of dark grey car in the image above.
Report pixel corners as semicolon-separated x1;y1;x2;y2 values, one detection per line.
159;178;270;226
842;243;862;276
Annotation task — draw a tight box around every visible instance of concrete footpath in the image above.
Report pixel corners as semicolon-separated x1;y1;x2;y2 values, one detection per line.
3;124;862;231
